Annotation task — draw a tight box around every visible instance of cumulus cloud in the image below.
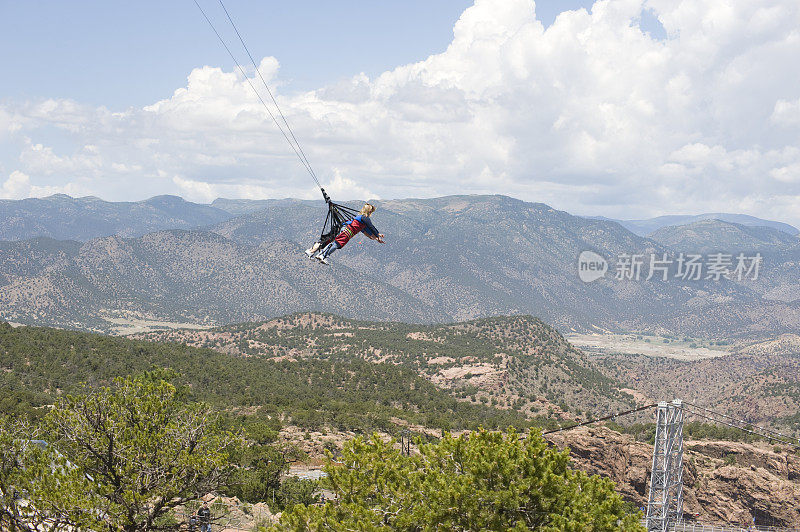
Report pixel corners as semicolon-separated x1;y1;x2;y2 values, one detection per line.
1;171;32;199
0;170;85;199
772;97;800;126
172;176;220;203
18;140;104;176
2;0;800;225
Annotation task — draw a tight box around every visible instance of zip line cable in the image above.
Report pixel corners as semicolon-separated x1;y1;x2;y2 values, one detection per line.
684;402;794;442
683;403;800;449
542;403;657;435
540;401;800;449
215;0;320;187
683;408;800;449
192;0;323;190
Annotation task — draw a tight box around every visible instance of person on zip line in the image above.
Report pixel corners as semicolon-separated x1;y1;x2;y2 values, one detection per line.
312;203;384;264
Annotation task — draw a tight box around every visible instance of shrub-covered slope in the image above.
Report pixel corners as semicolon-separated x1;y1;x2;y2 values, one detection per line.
0;322;527;432
137;313;637;417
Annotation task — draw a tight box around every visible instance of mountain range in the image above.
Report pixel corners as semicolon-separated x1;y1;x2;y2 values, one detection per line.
134;311;800;432
593;213;799;237
1;194;798;338
0;194;234;241
649;219;799;252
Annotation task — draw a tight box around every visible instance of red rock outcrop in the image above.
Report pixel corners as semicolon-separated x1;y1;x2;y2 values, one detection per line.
548;427;800;527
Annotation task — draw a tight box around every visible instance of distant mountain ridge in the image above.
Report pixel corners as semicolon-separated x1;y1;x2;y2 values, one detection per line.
592;213;799;237
0;194;233;241
648;219;799;253
2;193;796;241
645;219;800;304
0;230;437;331
210;197;298;216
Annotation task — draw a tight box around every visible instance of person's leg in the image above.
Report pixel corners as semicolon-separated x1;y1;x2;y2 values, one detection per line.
315;242;332;262
319;241;341;260
305;241;322;257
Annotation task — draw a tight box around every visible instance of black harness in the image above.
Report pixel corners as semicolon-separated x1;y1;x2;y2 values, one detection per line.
318;188;359;245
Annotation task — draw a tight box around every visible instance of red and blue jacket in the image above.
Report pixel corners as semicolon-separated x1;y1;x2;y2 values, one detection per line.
335;214;379;247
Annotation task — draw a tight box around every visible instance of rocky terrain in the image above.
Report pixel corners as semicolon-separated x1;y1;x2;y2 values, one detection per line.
548;426;800;527
594;334;800;428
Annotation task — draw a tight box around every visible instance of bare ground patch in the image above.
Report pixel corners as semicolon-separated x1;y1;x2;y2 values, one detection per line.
567;332;730;361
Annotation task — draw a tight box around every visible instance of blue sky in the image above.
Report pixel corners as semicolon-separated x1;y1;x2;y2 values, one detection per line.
1;0;798;225
1;0;594;108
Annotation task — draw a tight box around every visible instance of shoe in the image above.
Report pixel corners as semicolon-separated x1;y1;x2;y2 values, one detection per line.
305;248;314;258
318;257;330;265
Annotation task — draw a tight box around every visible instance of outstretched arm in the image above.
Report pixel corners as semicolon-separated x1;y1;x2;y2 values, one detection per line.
362;216;384;243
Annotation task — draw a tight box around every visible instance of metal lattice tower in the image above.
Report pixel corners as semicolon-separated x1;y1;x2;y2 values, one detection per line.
646;399;685;532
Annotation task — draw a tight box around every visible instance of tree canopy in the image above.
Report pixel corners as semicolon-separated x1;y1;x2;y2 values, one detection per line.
0;322;530;432
1;372;242;531
276;428;644;531
0;415;103;531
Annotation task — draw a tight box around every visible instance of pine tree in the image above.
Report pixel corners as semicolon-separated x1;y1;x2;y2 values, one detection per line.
1;372;243;531
276;428;643;531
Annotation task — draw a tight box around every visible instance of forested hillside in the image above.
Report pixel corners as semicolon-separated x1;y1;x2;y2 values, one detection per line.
0;322;527;432
136;313;637;418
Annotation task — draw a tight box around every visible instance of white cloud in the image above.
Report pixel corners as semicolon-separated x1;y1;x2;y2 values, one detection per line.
172;175;318;204
770;163;800;184
772;97;800;126
1;171;32;199
3;0;800;225
0;108;23;140
324;169;377;200
19;140;103;176
0;170;85;199
172;176;219;203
